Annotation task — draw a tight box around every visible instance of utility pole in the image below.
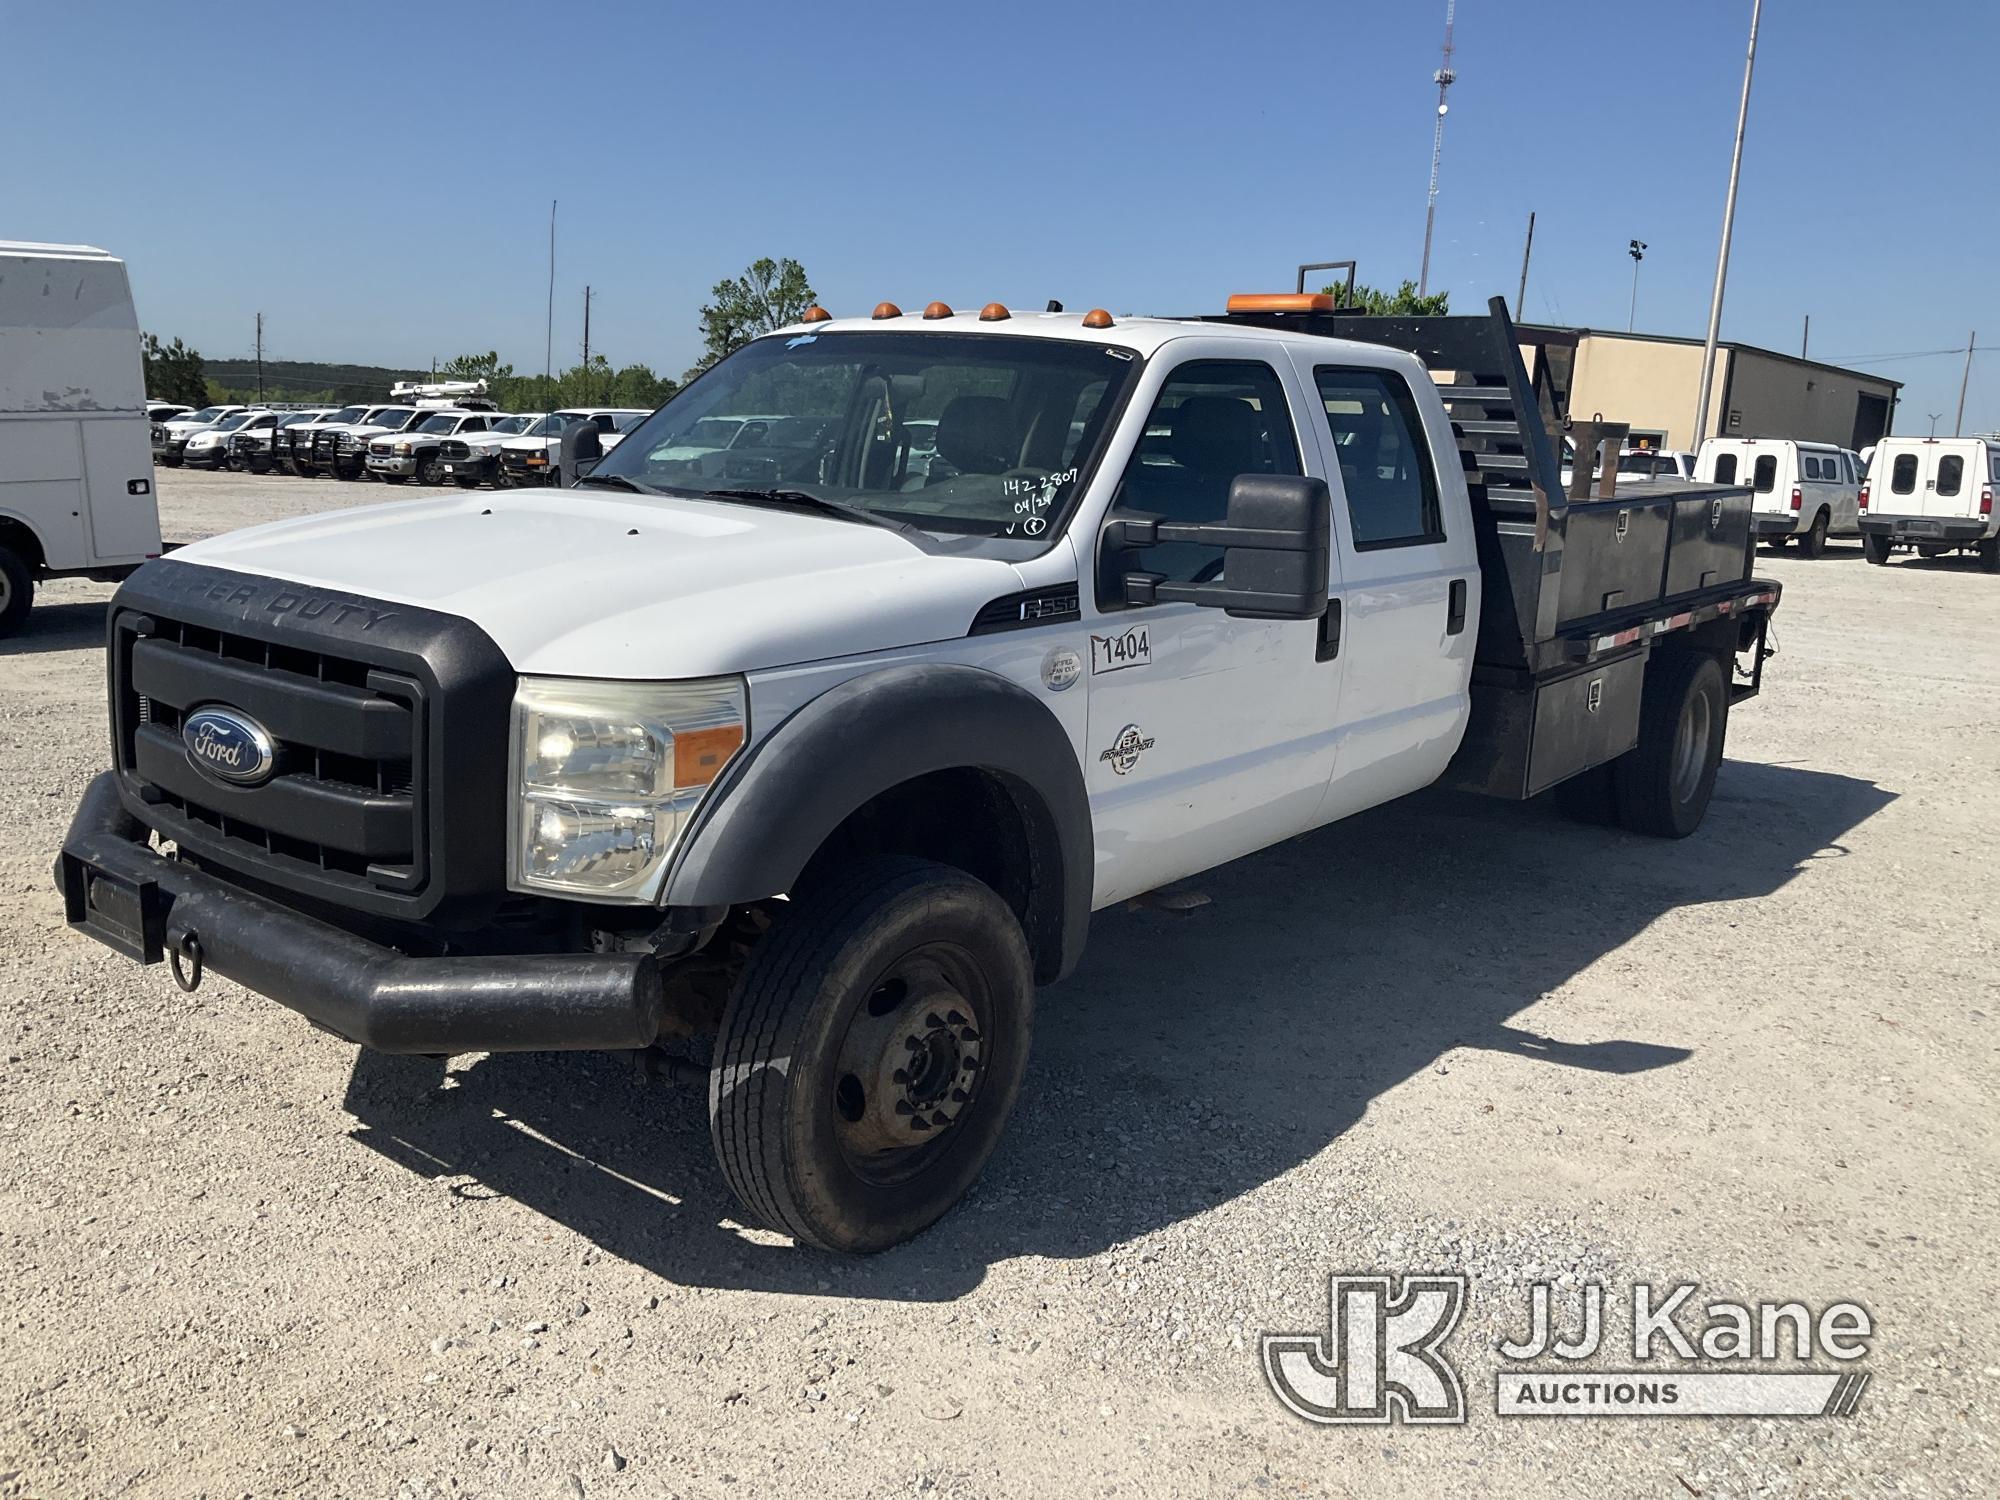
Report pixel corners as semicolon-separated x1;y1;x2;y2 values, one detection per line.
1514;211;1536;321
1418;0;1458;297
581;285;595;401
1627;240;1647;333
545;200;557;397
254;312;264;402
1801;314;1810;358
1956;331;1977;435
1693;0;1762;448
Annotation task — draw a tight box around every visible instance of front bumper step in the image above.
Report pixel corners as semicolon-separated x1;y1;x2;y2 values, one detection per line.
56;772;663;1055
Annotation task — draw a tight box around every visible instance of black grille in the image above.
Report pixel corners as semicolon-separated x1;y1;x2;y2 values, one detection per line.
440;439;472;461
116;614;427;896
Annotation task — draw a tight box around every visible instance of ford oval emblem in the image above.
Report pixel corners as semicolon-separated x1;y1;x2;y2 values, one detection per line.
182;707;278;787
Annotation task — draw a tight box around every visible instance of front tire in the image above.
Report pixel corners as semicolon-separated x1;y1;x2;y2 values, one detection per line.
415;453;446;486
710;856;1034;1253
0;545;32;637
1614;651;1728;838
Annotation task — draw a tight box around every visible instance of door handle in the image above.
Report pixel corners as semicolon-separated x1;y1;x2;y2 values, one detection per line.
1316;599;1342;662
1447;578;1468;635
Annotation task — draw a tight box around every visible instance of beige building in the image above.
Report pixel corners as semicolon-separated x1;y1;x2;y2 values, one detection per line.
1516;326;1901;453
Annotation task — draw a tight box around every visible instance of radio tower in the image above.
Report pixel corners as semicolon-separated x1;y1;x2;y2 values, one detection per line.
1418;0;1458;298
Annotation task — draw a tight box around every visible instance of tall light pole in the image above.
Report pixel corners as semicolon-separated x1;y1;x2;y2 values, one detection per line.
1417;0;1458;297
1955;331;1977;435
1692;0;1762;448
1627;240;1648;332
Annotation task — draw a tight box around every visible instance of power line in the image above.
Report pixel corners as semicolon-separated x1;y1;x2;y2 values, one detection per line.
1820;345;1993;365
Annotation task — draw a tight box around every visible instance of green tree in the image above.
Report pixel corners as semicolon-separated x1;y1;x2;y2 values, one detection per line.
692;257;816;375
440;350;515;384
141;333;208;406
1319;279;1451;316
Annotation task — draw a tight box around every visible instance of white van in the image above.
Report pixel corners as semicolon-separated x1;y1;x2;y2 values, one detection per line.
1858;436;2000;571
1694;438;1861;557
0;241;163;635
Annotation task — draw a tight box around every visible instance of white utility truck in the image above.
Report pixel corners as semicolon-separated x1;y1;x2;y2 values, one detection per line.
1695;437;1862;557
0;241;163;636
57;294;1780;1250
1858;435;2000;570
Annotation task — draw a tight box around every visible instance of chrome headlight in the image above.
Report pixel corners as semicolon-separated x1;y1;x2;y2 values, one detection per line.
507;676;747;900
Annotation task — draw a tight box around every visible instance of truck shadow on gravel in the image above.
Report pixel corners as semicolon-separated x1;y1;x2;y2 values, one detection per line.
342;759;1891;1300
0;601;109;657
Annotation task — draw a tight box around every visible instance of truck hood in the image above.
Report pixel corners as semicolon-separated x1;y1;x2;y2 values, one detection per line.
165;491;1029;678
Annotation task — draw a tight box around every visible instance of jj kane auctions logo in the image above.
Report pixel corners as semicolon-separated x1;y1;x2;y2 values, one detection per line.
1264;1274;1873;1423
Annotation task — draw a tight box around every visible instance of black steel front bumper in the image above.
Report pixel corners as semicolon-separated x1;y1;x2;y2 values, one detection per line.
1752;514;1801;538
1859;515;1991;543
56;772;664;1055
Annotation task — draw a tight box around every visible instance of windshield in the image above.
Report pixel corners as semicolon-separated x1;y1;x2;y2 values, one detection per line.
593;331;1139;537
214;412;255;432
615;411;650;432
523;412;583;437
1618;452;1666;475
416;414;461;433
279;413;320;427
186;406;229;423
364;407;415;427
493;414;536;435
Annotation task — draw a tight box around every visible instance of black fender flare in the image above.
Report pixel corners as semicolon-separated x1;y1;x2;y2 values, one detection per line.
660;663;1092;983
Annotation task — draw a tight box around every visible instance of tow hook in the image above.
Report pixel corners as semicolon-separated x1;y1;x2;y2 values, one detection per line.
169;928;204;993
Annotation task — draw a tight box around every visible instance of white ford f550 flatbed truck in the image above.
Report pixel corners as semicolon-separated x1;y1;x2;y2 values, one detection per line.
57;293;1779;1252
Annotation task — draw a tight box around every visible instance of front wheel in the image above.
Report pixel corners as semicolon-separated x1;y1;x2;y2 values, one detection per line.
710;856;1034;1253
1863;533;1893;566
415;453;446;486
1614;651;1729;838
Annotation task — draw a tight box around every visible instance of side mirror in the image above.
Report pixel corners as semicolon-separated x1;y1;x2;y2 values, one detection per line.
557;424;604;488
1110;473;1331;620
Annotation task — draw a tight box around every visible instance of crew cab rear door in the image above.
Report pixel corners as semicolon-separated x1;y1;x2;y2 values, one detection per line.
1289;351;1479;820
1084;340;1345;907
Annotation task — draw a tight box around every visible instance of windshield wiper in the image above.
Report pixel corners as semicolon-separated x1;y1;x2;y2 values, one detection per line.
570;471;659;494
700;487;924;540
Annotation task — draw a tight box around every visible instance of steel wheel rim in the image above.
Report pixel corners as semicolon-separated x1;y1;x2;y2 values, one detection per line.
831;942;989;1186
1671;688;1712;804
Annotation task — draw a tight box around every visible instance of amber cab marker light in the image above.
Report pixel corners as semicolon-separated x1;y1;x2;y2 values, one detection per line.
1081;308;1115;329
801;305;833;323
979;302;1010;322
1225;292;1337;315
871;301;903;320
922;300;953;320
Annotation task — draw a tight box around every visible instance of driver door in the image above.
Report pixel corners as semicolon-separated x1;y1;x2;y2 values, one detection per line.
1084;343;1345;908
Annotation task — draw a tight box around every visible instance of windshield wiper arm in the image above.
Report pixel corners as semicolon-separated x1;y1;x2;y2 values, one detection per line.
570;471;658;493
700;487;923;539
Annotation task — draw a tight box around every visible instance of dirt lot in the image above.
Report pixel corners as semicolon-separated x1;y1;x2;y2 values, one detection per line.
2;467;1996;1498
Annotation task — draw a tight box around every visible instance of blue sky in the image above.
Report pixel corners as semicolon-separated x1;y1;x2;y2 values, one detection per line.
8;0;1995;430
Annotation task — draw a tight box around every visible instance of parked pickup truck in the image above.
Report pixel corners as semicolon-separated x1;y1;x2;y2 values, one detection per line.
1858;435;2000;570
55;293;1778;1252
438;413;546;488
497;408;648;484
365;409;505;485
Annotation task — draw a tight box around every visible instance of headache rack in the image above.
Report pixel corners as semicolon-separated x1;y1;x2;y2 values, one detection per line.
1207;294;1778;799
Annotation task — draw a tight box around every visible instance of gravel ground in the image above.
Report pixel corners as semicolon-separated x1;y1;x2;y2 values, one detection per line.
2;467;1996;1498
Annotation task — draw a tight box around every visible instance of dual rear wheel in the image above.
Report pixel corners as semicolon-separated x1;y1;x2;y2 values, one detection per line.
1555;651;1729;839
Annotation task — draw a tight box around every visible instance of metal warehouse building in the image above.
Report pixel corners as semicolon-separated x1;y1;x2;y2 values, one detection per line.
1516;326;1901;453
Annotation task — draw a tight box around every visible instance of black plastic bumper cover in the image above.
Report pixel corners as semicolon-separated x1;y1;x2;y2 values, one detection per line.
56;772;663;1055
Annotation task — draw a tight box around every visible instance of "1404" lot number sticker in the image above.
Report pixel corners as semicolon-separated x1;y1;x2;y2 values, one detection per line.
1090;626;1150;674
